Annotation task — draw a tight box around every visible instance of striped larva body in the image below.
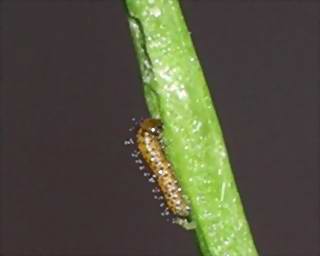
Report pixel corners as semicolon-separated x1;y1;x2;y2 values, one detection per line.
136;118;190;218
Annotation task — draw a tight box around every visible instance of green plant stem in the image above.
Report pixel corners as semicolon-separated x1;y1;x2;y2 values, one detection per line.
124;1;259;255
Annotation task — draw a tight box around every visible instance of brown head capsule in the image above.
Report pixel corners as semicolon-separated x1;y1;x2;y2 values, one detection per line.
136;118;190;217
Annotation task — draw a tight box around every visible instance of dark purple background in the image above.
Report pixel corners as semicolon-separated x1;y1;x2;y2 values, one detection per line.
1;1;319;255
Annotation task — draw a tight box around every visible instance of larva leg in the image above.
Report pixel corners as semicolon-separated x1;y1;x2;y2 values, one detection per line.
172;218;196;230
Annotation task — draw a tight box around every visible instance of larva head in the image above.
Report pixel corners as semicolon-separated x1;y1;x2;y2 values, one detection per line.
139;118;162;135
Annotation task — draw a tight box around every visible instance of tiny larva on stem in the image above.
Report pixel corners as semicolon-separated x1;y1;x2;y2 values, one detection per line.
126;118;195;230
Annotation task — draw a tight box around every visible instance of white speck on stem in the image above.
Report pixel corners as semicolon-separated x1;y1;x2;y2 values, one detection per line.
150;7;161;17
220;182;226;202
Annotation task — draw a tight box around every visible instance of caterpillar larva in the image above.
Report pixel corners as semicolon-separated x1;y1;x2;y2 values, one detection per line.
136;118;191;218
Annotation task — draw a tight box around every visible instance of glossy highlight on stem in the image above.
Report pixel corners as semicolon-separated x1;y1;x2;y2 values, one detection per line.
124;0;259;255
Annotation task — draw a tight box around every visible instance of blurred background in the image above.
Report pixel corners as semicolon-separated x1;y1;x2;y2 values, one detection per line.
1;1;319;255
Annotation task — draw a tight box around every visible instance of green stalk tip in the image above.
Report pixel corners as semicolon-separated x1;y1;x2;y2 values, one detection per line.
124;1;259;255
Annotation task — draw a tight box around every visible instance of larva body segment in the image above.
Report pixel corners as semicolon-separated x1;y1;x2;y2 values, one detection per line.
136;118;190;218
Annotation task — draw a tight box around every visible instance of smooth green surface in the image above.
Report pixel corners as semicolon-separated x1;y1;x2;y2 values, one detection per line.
124;1;259;255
